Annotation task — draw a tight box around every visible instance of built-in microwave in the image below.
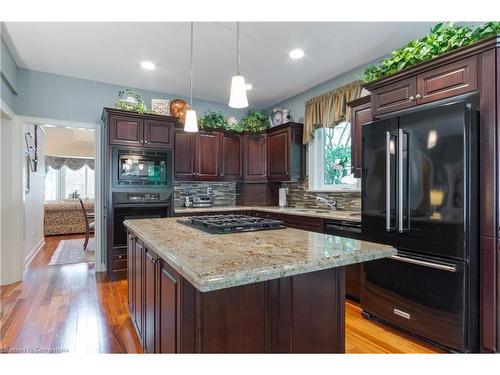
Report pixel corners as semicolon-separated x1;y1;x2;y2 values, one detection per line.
112;147;172;187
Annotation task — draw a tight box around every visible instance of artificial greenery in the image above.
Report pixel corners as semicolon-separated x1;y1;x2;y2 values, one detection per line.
240;109;269;132
115;89;149;114
364;22;500;83
199;110;229;130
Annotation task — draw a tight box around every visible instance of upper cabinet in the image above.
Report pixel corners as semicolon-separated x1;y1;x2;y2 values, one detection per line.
103;108;176;149
369;56;478;117
348;96;372;179
243;134;267;182
267;123;304;182
221;133;243;180
174;129;225;181
195;131;221;180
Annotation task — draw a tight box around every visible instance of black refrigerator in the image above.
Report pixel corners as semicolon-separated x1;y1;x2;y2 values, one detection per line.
361;101;479;352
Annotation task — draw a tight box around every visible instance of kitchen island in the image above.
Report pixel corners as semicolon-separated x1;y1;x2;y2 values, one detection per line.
124;217;395;353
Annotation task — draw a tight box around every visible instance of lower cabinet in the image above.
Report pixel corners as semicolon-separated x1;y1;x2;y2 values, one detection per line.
127;233;179;353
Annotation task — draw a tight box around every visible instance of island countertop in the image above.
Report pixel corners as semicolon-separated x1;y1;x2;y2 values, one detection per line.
124;217;396;292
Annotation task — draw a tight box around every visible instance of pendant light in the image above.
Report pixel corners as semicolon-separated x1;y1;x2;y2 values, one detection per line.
184;22;198;132
229;22;249;109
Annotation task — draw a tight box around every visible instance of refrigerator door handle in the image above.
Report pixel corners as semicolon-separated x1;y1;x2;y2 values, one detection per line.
398;129;404;232
389;255;457;272
386;131;392;232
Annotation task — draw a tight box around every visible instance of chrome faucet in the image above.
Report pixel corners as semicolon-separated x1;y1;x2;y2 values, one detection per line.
316;196;337;210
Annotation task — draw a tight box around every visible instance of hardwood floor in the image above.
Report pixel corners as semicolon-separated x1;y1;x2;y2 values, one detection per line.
0;234;442;354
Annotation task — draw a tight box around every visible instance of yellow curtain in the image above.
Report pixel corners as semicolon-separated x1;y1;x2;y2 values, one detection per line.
303;80;363;145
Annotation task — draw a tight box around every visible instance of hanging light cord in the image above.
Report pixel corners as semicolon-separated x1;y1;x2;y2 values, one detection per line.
189;21;194;107
236;22;240;75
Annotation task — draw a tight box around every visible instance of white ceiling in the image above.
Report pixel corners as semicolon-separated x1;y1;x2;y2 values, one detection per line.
4;22;436;108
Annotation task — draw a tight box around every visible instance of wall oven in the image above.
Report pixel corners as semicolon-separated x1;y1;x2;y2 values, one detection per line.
112;191;172;248
112;147;172;188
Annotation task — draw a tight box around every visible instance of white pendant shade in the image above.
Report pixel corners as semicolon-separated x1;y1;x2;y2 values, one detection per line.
184;109;198;132
229;75;249;109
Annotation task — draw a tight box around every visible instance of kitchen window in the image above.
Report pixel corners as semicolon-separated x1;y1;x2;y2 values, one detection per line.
44;165;95;200
308;122;360;191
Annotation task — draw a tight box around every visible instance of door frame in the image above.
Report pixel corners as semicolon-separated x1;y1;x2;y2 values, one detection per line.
0;99;23;285
18;115;105;272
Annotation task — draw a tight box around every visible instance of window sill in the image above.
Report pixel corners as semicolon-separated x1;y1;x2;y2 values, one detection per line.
307;188;361;193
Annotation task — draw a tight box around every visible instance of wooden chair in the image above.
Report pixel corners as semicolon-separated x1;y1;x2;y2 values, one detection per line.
79;198;95;251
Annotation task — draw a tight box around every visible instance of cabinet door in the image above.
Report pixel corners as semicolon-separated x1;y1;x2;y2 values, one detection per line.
144;247;158;353
195;131;221;179
133;239;144;338
144;119;174;149
371;77;417;117
345;264;361;301
350;100;372;178
244;134;267;182
267;129;289;181
127;233;135;316
221;133;243;180
158;262;178;353
416;56;477;105
109;115;144;146
174;130;195;180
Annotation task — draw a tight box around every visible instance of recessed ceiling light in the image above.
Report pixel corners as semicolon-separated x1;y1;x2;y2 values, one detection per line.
140;61;156;70
43;124;56;128
245;83;253;90
289;48;304;60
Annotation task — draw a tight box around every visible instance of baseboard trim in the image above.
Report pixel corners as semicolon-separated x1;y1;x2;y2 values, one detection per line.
24;238;45;268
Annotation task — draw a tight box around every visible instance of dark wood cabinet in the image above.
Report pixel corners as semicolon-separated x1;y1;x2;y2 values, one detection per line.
127;234;135;315
144;119;174;148
133;239;144;339
221;133;243;180
157;262;179;353
416;55;477;105
144;247;158;354
348;96;372;178
243;134;267;182
195;131;221;179
371;76;417;116
267;123;304;182
109;115;144;147
105;108;176;149
174;130;196;179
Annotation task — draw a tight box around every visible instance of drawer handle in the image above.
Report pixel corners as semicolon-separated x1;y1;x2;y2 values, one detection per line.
393;308;411;320
389;255;457;272
415;94;422;100
409;96;415;101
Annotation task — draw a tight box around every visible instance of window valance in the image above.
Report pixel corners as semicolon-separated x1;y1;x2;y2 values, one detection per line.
303;80;364;144
45;156;95;172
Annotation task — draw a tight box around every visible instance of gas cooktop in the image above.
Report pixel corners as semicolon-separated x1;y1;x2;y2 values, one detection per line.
179;214;287;234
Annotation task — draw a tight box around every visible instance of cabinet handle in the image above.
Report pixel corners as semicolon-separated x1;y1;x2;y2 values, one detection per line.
409;96;415;101
415;94;422;100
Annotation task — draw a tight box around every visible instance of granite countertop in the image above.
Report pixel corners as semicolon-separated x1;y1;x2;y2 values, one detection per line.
124;217;395;292
174;205;361;222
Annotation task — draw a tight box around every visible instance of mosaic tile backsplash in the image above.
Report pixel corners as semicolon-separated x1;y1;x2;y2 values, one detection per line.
281;179;361;211
174;182;239;208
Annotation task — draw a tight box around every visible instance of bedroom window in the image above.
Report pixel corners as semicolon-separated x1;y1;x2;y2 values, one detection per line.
44;165;95;201
308;122;360;192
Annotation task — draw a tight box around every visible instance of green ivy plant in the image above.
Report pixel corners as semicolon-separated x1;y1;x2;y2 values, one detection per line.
199;110;229;130
364;22;500;83
115;89;149;114
240;109;269;132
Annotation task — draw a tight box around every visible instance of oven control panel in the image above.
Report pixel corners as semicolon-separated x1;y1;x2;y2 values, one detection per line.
127;193;161;201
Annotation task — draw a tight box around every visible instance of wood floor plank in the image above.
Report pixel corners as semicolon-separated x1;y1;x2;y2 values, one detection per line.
0;234;442;354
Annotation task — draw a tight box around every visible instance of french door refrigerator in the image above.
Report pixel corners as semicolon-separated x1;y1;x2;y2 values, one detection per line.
361;101;479;352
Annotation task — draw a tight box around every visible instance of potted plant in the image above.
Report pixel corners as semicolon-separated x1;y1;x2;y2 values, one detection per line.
199;110;229;130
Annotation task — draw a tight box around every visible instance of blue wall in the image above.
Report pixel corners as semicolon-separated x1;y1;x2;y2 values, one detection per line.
1;37;18;109
1;35;245;123
14;68;245;124
265;57;384;123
